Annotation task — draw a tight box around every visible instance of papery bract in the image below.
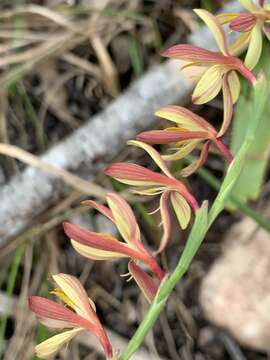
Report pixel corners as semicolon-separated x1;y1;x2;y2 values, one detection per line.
128;261;159;304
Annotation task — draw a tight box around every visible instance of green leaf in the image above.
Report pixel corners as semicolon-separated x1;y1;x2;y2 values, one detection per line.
230;43;270;206
209;71;267;223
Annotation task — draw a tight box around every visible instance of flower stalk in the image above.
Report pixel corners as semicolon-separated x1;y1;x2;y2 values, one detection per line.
119;73;267;360
28;4;268;360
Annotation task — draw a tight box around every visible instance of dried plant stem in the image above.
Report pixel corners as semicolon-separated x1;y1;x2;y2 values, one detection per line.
0;143;108;198
120;75;267;360
0;91;17;176
0;20;105;89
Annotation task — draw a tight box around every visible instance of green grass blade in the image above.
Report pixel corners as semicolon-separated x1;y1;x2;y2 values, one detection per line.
230;44;270;205
209;73;268;223
0;242;25;348
128;35;144;77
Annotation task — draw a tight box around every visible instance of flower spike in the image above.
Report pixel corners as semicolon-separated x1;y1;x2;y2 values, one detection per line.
64;193;164;280
105;152;199;253
163;9;256;136
29;273;113;359
137;105;233;175
218;0;270;69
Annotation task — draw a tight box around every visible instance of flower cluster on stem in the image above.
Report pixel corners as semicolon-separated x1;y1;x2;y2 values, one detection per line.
29;4;262;359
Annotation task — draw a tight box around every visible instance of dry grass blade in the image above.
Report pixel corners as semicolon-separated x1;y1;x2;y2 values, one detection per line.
173;8;199;33
91;35;120;97
0;202;88;260
0;30;48;41
0;32;80;88
0;20;105;88
0;40;37;56
62;52;102;79
0;143;107;198
89;0;120;96
0;5;81;34
160;312;181;360
0;92;9;147
0;24;90;68
0;92;17;176
38;60;81;128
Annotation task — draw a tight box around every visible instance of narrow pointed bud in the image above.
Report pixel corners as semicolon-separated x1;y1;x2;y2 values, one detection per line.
128;261;159;303
230;13;256;32
162;44;228;64
104;163;171;187
137;130;208;144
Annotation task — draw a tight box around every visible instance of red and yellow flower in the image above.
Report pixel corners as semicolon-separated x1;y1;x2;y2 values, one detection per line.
162;8;256;136
137;105;233;176
29;273;113;359
218;0;270;69
105;142;200;252
64;193;164;280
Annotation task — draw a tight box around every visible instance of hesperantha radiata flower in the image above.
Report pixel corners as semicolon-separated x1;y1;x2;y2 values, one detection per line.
105;141;202;252
137;105;233;177
218;0;270;69
162;8;257;136
29;273;114;359
64;193;165;280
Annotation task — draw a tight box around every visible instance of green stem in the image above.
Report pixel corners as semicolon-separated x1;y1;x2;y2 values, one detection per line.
120;202;208;360
119;74;267;360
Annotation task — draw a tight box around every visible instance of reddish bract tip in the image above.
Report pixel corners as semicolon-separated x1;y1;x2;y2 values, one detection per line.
104;162;172;186
128;261;159;303
136;130;208;144
230;13;256;32
161;44;228;64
